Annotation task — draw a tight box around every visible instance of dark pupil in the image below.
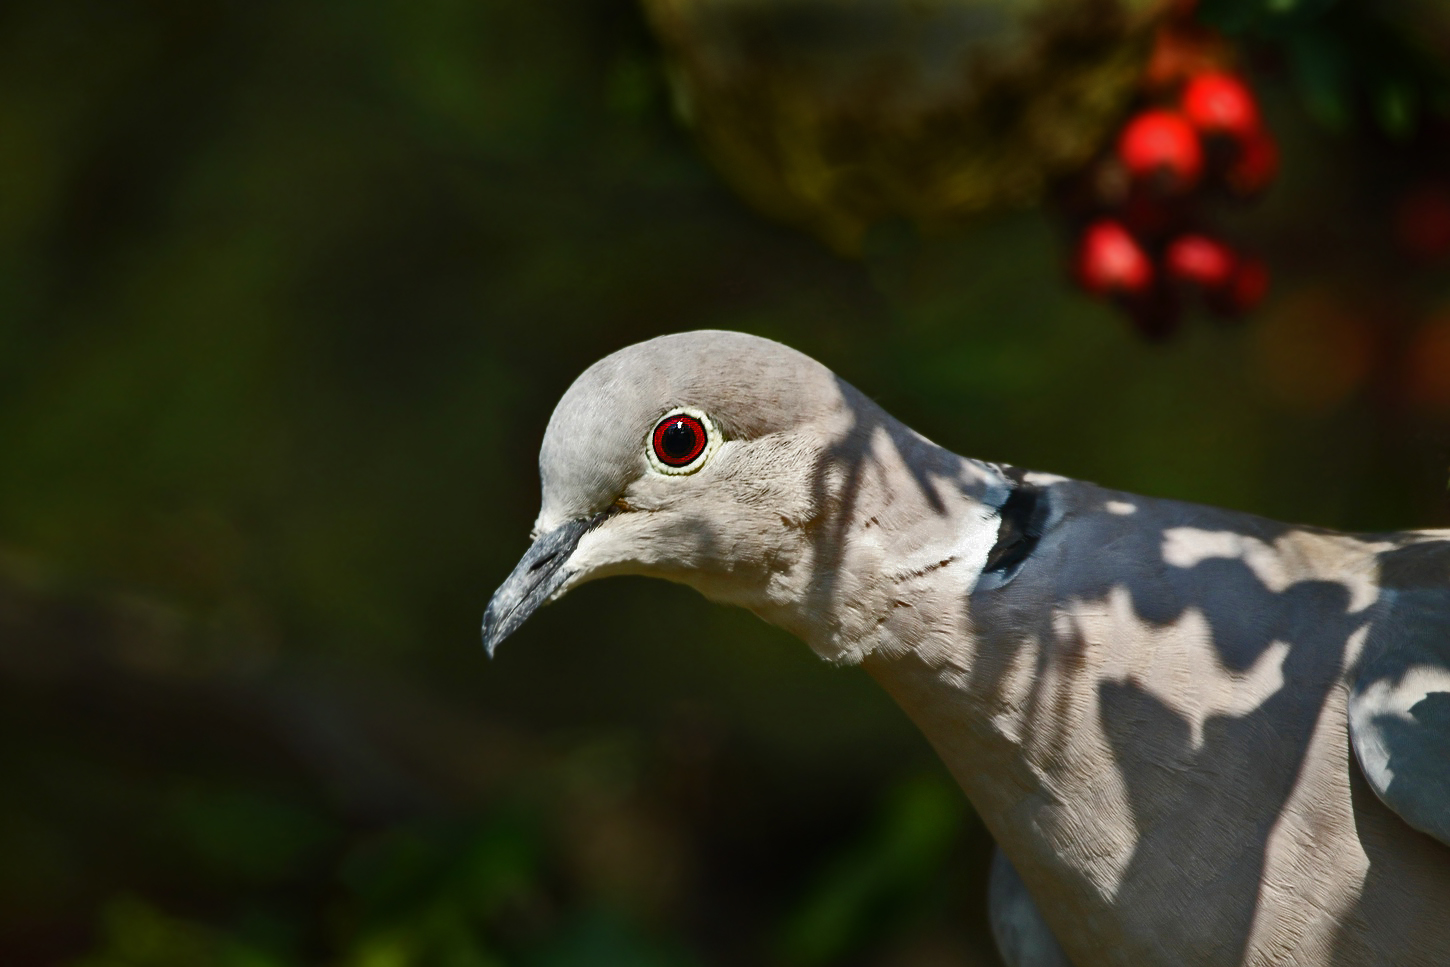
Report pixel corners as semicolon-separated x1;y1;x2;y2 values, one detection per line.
661;420;698;459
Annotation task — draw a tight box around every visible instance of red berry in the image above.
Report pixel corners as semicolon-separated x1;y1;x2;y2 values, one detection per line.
1395;184;1450;260
1209;257;1269;315
1226;132;1278;196
1076;220;1153;296
1164;234;1237;290
1231;258;1270;307
1117;110;1204;193
1404;312;1450;412
1181;72;1261;142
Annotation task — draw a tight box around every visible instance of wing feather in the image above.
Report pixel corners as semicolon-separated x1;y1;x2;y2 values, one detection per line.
1349;539;1450;847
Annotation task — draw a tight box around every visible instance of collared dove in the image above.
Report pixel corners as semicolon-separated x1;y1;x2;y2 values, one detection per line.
482;330;1450;967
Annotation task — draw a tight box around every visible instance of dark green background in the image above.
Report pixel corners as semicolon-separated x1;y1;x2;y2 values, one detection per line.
2;1;1448;964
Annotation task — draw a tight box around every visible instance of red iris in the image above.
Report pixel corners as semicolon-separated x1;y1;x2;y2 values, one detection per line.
652;414;707;467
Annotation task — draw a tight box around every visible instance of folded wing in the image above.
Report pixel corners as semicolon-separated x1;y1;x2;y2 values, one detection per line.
1349;539;1450;847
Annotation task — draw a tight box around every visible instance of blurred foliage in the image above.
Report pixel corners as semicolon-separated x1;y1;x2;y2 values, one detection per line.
2;0;1450;965
1201;0;1450;135
777;777;971;966
639;0;1159;252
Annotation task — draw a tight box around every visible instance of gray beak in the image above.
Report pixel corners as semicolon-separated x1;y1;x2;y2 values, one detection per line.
481;514;602;656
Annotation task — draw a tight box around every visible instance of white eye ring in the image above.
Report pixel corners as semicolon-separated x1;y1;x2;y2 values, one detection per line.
646;407;720;476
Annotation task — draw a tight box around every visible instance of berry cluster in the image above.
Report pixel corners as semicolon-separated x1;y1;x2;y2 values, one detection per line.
1060;26;1278;339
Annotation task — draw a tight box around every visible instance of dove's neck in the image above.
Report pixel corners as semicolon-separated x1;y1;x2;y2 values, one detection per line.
852;480;1400;966
754;412;1017;666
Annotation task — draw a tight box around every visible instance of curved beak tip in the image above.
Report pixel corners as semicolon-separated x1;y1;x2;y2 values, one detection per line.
479;514;600;660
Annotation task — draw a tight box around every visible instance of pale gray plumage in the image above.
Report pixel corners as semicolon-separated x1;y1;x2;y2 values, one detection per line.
482;330;1450;967
990;848;1073;967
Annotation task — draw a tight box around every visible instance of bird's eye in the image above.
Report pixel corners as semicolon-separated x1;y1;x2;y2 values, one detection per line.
648;410;717;474
652;414;707;467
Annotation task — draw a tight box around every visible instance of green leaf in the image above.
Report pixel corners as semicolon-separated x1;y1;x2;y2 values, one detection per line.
529;910;699;967
72;896;291;967
1376;78;1419;138
1286;30;1355;131
775;774;968;966
169;786;338;884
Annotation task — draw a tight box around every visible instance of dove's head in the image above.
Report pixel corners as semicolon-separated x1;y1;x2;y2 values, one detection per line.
481;330;1011;662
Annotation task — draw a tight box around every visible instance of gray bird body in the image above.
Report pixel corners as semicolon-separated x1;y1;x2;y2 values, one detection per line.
483;331;1450;967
